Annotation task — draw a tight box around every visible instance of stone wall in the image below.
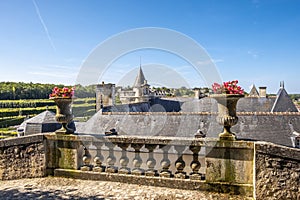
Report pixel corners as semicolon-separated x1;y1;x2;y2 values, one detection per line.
0;134;46;180
255;142;300;200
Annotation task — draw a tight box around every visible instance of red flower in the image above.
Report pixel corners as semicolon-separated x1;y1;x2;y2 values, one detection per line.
49;86;74;98
211;80;244;95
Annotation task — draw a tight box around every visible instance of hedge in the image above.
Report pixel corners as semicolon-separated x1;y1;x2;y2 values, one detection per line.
0;116;25;127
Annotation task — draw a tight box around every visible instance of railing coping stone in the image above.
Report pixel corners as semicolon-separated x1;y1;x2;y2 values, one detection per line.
255;141;300;161
0;133;45;148
100;111;300;116
44;133;254;149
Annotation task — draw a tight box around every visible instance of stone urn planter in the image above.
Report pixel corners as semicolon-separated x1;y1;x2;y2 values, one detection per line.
210;94;244;140
50;97;75;134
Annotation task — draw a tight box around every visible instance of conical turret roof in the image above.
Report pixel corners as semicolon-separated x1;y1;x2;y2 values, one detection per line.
133;67;146;88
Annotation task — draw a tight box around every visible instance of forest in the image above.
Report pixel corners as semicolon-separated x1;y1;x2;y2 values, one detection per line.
0;82;96;100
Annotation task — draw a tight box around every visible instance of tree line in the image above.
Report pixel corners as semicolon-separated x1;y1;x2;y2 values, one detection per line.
0;82;96;100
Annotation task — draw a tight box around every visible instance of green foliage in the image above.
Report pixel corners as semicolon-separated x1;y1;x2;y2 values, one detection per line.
173;86;194;97
0;127;18;139
0;99;55;108
0;82;64;100
289;94;300;101
0;116;25;128
0;82;96;100
0;106;56;118
73;84;96;98
73;98;96;104
0;97;97;128
72;104;96;116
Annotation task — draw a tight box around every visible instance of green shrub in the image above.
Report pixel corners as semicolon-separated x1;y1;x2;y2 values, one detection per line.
0;116;25;127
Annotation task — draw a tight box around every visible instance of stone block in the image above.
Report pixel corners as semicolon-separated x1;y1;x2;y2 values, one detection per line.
205;141;254;185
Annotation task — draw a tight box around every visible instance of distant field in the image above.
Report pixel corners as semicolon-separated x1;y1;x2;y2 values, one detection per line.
0;98;96;138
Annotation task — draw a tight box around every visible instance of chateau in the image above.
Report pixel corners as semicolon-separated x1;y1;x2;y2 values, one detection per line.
3;67;300;200
87;67;300;148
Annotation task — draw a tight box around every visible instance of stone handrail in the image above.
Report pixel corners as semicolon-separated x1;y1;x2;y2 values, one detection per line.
47;134;213;180
44;133;255;197
100;111;300;116
0;133;257;197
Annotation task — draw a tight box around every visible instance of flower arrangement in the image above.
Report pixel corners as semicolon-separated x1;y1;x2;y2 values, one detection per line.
212;80;244;95
49;86;74;98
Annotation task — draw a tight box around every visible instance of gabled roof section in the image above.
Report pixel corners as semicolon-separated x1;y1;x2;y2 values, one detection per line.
20;110;57;126
248;84;259;97
271;86;298;112
133;67;146;88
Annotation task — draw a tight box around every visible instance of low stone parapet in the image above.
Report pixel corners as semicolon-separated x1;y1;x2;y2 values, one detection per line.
0;134;46;180
255;142;300;200
1;133;299;199
45;133;255;197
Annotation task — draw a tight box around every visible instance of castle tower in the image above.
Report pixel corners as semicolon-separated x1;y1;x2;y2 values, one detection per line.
132;67;149;102
96;81;115;111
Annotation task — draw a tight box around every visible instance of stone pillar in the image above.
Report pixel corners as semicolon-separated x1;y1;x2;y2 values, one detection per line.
205;141;254;186
96;82;115;111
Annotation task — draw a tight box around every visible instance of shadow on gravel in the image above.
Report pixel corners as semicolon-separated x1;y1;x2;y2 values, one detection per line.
0;188;105;200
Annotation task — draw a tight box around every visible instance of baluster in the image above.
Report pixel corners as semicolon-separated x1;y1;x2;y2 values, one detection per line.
145;144;157;176
80;146;91;171
131;143;144;175
105;142;117;173
159;145;172;178
189;145;201;180
174;145;186;179
93;142;105;172
118;143;130;174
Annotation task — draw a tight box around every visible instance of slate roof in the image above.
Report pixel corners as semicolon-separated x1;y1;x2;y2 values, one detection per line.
102;96;279;113
271;87;298;112
76;112;300;147
133;67;146;88
237;97;276;112
19;110;57;129
82;85;300;147
18;110;61;135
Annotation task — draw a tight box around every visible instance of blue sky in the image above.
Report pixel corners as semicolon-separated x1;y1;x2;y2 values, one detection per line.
0;0;300;93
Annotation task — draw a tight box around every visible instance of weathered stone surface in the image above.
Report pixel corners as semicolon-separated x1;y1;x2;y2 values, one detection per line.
54;169;254;197
1;133;300;199
0;177;252;200
205;141;254;185
0;135;46;180
255;142;300;200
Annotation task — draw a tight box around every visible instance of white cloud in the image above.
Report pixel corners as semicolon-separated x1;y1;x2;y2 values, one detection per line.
212;59;224;63
247;50;259;59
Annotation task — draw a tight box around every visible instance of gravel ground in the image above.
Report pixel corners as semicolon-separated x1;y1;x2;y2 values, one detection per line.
0;177;252;200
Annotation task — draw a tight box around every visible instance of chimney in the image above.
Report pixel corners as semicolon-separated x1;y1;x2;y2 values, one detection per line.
259;87;267;98
194;88;200;99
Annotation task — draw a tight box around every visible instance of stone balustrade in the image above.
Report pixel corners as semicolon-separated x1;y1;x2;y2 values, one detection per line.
45;133;254;196
1;133;299;199
48;134;208;180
